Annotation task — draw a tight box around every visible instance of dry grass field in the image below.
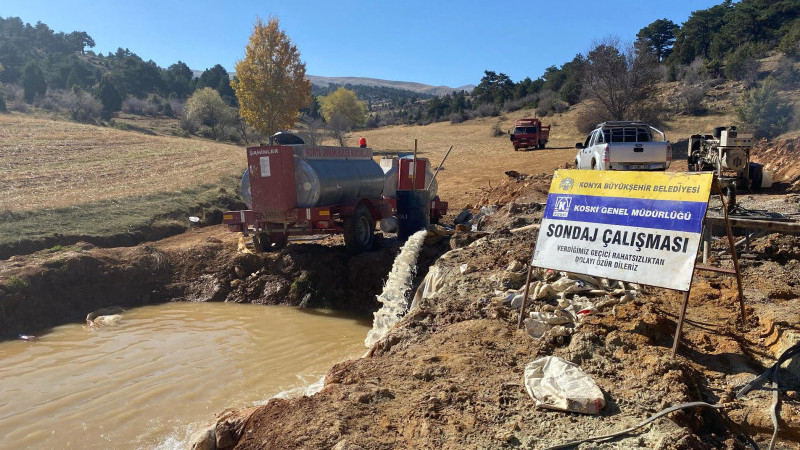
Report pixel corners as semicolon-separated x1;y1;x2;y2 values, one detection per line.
0;114;245;212
354;104;736;210
0;98;738;255
0;114;247;255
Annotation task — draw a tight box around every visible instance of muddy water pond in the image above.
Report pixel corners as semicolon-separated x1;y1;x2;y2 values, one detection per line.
0;302;371;449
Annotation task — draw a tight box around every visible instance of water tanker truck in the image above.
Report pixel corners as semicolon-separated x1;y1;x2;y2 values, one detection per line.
223;135;447;254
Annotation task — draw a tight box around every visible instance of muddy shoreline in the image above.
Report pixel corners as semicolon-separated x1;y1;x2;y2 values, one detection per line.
0;227;450;339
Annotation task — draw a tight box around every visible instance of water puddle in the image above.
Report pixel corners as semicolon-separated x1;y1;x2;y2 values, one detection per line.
0;302;370;449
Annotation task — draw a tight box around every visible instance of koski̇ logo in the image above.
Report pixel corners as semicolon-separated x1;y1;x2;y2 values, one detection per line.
553;196;571;218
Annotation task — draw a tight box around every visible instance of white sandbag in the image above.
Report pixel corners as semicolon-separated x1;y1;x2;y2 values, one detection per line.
524;311;572;338
761;170;773;189
523;356;605;414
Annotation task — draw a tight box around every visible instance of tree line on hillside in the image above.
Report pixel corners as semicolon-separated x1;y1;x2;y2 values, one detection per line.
431;0;799;138
1;0;798;142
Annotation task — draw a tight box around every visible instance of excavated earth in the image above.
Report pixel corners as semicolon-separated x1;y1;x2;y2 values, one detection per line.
2;173;800;449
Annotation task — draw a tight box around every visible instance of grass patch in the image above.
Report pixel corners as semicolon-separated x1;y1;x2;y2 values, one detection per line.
2;275;29;293
0;175;244;258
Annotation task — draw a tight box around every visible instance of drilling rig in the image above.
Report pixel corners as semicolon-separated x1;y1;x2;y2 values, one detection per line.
688;126;758;211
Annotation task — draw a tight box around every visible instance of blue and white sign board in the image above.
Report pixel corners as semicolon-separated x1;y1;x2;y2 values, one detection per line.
531;170;714;291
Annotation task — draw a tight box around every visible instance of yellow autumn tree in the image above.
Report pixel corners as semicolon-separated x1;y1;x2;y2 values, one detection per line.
232;17;311;139
319;87;367;145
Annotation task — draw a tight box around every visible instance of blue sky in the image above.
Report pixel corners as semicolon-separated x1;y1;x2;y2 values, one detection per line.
3;0;723;88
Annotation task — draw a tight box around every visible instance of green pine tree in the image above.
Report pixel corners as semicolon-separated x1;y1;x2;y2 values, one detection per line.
21;63;47;103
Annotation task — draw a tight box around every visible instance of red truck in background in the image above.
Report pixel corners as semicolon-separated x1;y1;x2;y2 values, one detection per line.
510;118;550;151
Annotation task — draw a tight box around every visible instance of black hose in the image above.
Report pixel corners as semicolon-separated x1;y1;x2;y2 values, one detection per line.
736;341;800;450
541;402;724;450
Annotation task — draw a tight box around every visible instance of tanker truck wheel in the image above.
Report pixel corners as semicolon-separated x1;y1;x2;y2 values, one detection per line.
344;204;375;254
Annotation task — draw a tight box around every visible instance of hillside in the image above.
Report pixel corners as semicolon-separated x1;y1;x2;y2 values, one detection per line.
307;75;474;96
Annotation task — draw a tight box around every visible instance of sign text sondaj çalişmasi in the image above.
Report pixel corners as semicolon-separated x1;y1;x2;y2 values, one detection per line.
531;170;714;291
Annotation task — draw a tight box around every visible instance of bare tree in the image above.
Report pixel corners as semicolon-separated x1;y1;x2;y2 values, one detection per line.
298;116;326;145
583;37;661;121
327;114;351;146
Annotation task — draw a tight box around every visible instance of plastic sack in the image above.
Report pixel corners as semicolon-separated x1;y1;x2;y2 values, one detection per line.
523;356;605;414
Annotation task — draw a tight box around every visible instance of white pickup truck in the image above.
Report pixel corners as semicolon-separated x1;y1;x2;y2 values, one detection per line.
575;121;671;171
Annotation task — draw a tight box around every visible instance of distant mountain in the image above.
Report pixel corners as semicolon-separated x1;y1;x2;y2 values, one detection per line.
193;71;473;97
307;75;474;97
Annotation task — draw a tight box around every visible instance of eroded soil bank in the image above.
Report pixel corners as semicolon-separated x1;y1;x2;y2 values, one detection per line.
0;228;448;338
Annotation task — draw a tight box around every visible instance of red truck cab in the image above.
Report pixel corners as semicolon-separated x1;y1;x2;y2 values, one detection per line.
510;118;550;151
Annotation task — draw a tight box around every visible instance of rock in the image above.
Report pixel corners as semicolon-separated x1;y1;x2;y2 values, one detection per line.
234;266;247;279
777;330;800;375
85;306;125;323
91;314;123;327
188;424;216;450
506;260;525;272
230;279;242;288
453;209;473;225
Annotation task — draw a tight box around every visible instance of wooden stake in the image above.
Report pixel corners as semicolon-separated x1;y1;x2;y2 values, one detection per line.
517;262;534;330
671;289;692;357
427;145;453;191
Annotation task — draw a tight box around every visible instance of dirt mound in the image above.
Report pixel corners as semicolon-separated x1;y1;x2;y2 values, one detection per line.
224;226;799;449
752;136;800;191
205;179;800;449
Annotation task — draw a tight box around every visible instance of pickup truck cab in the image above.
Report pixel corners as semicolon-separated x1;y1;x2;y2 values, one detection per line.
575;121;671;171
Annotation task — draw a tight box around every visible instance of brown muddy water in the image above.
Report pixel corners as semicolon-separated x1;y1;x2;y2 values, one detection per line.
0;302;371;449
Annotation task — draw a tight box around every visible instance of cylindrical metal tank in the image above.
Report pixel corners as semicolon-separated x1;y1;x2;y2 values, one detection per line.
381;166;438;199
294;156;385;208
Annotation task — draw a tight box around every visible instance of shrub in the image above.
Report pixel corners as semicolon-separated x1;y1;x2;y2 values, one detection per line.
0;89;6;113
502;94;538;113
676;83;708;115
63;89;101;123
681;58;705;84
168;98;185;117
735;77;792;138
724;45;759;85
534;91;568;117
469;103;499;119
10;99;28;113
449;112;467;124
575;102;612;135
3;83;22;103
490;119;504;137
778;19;800;55
179;114;199;134
122;96;159;116
773;56;800;88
